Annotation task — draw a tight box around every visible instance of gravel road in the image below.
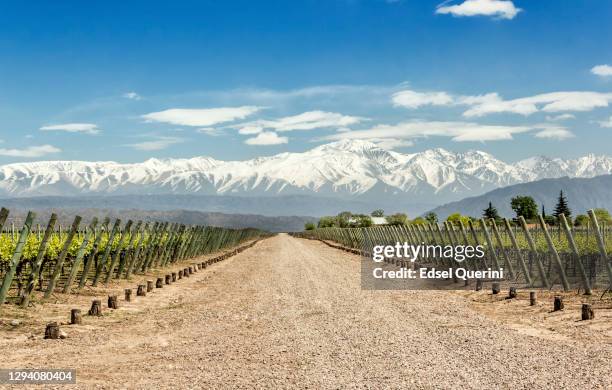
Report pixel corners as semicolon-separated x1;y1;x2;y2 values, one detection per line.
3;234;610;389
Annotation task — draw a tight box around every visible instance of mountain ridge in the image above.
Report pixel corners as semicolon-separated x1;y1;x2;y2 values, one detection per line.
1;140;611;210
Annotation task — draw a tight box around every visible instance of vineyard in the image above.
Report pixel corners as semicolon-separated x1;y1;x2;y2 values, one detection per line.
296;210;612;292
0;208;270;308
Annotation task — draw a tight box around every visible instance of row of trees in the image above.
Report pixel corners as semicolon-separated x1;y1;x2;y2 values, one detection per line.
305;191;612;231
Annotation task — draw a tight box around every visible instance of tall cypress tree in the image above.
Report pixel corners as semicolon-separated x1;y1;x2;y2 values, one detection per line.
483;201;500;220
553;190;571;220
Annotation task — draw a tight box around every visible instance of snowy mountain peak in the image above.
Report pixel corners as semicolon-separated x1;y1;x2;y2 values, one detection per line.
0;140;610;206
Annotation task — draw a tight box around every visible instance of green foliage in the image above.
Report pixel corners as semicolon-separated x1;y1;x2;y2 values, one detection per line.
510;195;538;220
351;215;373;228
553;190;571;220
304;222;316;231
593;208;612;224
386;213;408;226
483;202;500;221
574;214;589;226
370;209;384;217
317;216;336;228
423;212;438;224
411;217;427;225
446;213;470;226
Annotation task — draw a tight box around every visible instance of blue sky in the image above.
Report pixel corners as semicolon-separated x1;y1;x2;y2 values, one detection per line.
0;0;611;164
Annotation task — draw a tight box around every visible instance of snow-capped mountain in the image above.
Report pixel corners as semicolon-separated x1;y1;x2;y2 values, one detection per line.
0;140;610;206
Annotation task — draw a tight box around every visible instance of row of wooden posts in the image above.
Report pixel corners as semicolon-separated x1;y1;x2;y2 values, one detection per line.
0;207;267;308
297;210;612;292
44;239;261;339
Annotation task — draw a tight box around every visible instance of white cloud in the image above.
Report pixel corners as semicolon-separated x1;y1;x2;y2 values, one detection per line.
545;114;575;122
126;136;184;151
142;106;261;127
533;126;574;140
461;92;612;117
591;64;612;77
40;123;100;135
196;127;225;136
244;131;288;146
598;116;612;128
123;91;142;100
394;88;612;117
436;0;521;20
368;138;414;149
235;111;366;135
392;90;453;109
321;120;570;144
0;144;61;158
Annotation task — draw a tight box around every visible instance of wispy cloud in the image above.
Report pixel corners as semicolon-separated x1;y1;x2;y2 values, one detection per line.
392;90;453;109
320;120;572;145
196;127;225;136
533;125;575;140
591;64;612;77
123;91;142;100
436;0;521;20
142;106;262;127
0;144;61;158
392;88;612;117
545;114;575;122
244;131;288;146
235;111;366;135
598;116;612;128
126;136;184;151
40;123;100;135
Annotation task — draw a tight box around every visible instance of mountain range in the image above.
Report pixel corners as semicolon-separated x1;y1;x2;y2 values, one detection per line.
429;175;612;220
1;139;611;216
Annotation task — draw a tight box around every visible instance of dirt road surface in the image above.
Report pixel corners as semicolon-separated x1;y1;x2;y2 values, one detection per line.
2;234;610;389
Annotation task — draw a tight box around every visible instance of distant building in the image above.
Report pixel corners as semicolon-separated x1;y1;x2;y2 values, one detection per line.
370;217;388;225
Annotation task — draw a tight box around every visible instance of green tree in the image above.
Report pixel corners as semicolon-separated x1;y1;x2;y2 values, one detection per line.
386;213;408;226
483;202;500;220
411;217;427;225
304;222;316;231
371;209;385;217
553;190;571;220
424;212;438;224
593;208;612;224
573;214;589;227
317;216;336;228
446;213;470;226
510;196;538;220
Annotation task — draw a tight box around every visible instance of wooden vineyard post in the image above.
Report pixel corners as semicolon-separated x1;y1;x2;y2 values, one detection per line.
70;309;82;325
518;216;551;289
468;220;489;270
0;211;36;305
172;272;177;282
587;209;612;289
147;280;154;292
44;322;61;339
88;299;102;316
503;218;532;286
117;221;142;278
537;215;570;291
581;304;594;320
490;219;515;279
78;217;109;289
530;291;537;306
124;222;148;279
137;285;146;297
104;220;134;285
62;218;99;294
553;296;564;311
559;214;592;295
92;219;121;286
107;295;118;309
44;216;82;298
125;288;132;302
20;213;57;307
156;277;163;288
491;282;500;294
479;218;502;272
165;274;171;284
